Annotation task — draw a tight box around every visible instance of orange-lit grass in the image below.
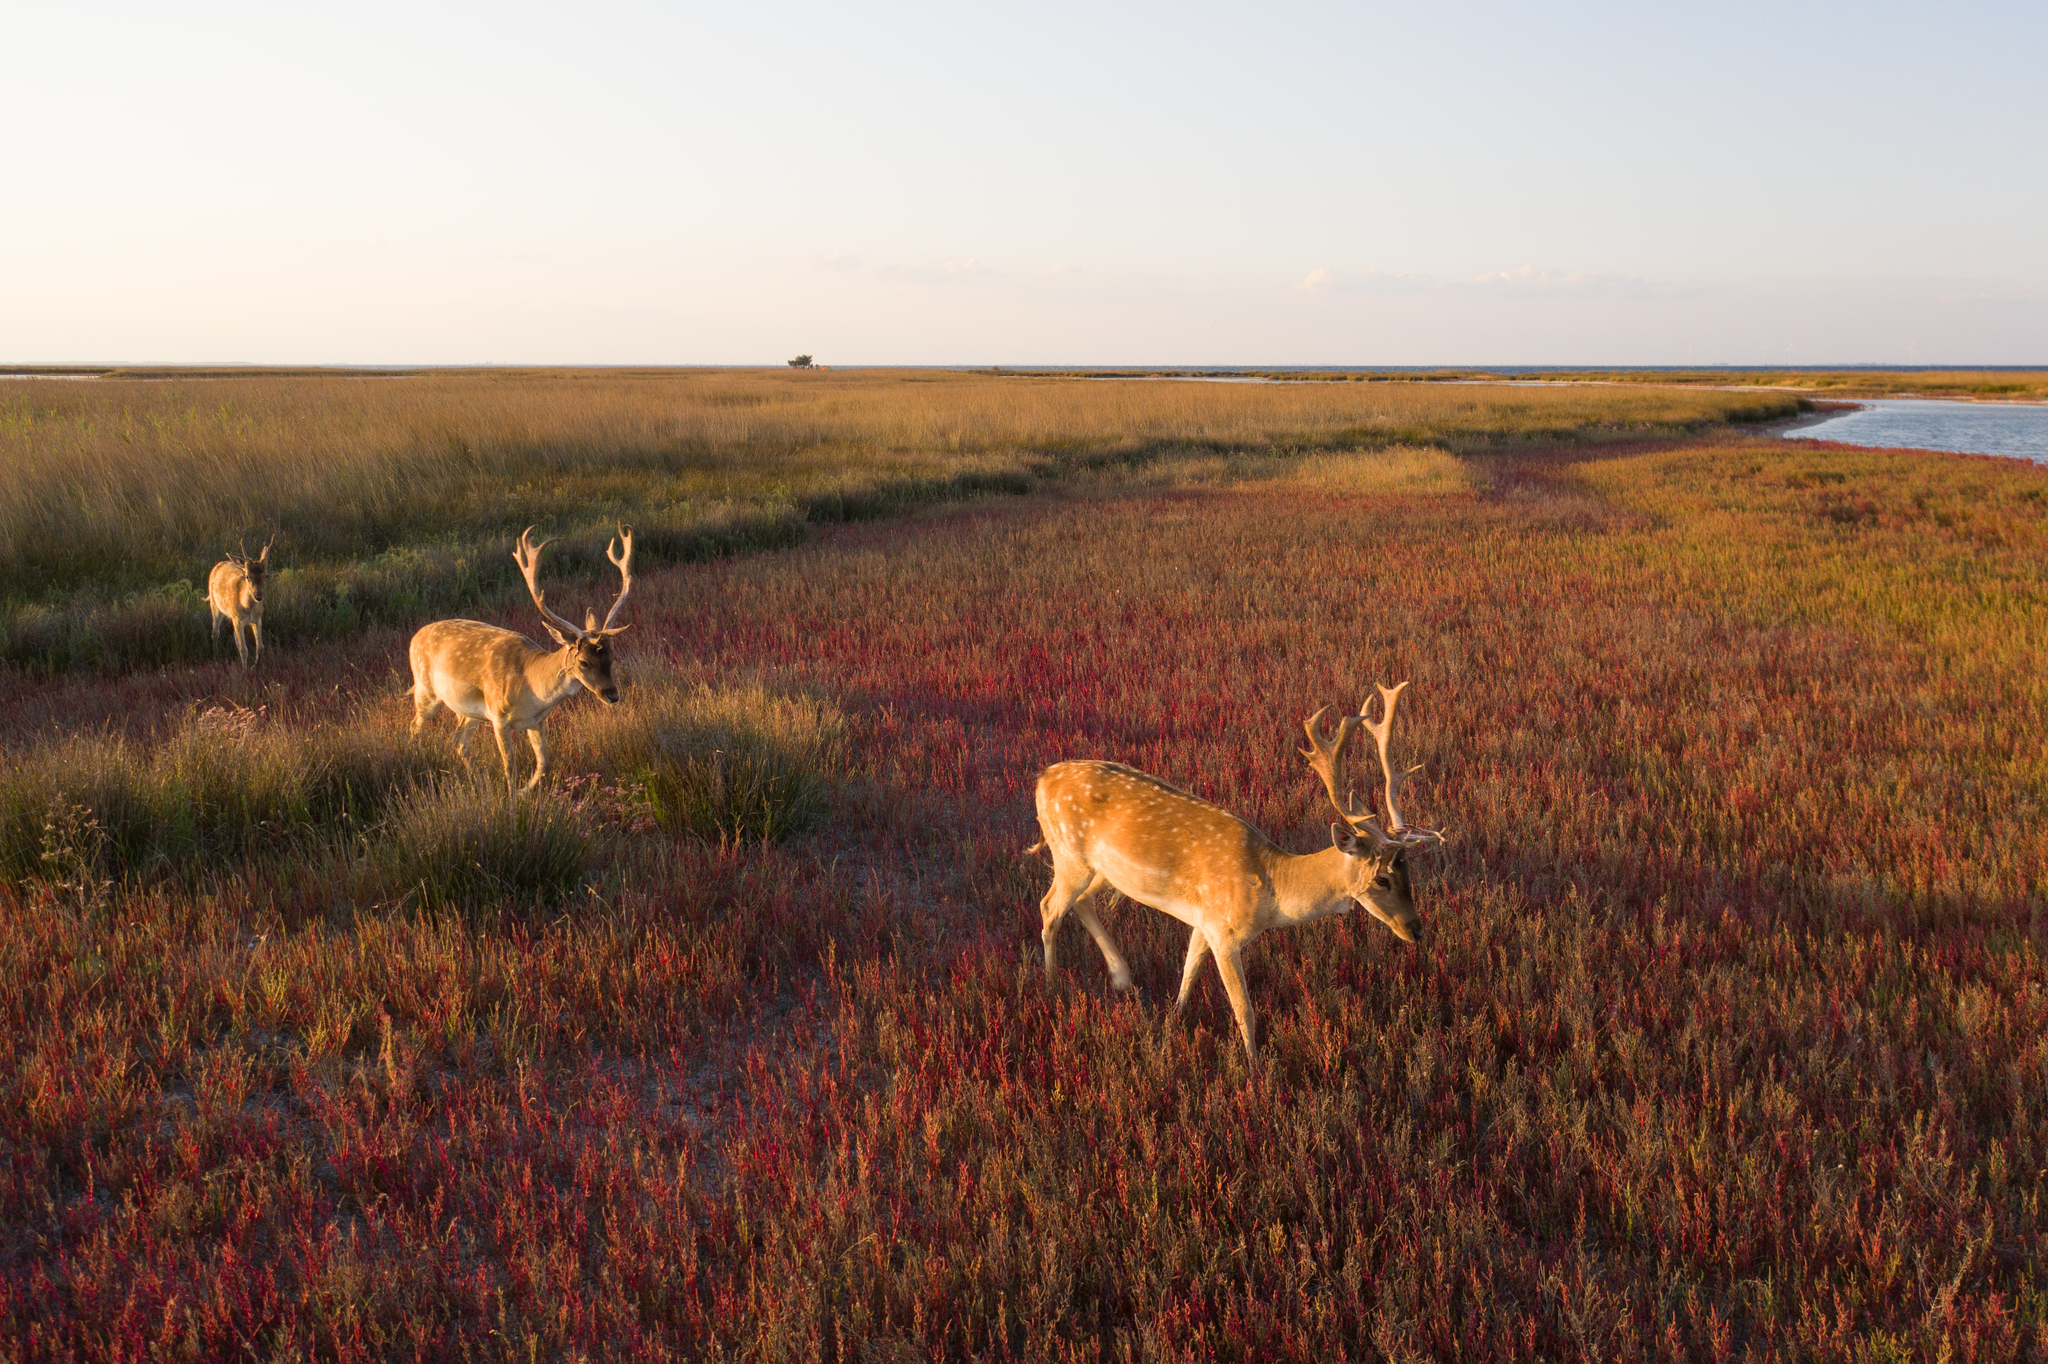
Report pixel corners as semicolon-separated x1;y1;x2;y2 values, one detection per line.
0;369;1796;672
2;436;2043;1358
1529;370;2048;401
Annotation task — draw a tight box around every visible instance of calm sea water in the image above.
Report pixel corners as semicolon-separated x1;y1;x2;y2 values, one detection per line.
1784;398;2048;464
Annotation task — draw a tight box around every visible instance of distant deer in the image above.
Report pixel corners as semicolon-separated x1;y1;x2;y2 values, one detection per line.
1030;682;1446;1059
207;538;273;667
408;525;633;797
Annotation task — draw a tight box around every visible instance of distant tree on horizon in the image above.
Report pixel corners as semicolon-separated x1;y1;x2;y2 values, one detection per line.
787;354;814;369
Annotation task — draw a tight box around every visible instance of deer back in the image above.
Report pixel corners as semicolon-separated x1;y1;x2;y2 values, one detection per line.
1037;761;1279;916
410;619;580;718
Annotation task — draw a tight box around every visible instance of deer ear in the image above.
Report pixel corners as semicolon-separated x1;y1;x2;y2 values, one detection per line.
541;621;575;647
1331;822;1364;856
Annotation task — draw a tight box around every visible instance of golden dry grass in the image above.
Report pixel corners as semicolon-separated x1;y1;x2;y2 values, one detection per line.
1532;369;2048;400
0;368;1789;591
0;369;1797;672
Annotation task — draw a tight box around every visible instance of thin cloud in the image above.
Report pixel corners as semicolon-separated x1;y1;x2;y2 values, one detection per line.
1292;266;1430;297
1297;263;1711;301
812;253;1020;287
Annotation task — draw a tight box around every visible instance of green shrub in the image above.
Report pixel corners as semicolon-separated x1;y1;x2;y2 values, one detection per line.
376;778;595;911
568;678;846;844
0;704;438;884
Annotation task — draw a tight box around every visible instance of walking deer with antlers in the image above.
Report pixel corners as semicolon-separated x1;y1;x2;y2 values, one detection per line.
1030;682;1446;1059
207;538;273;667
408;525;633;796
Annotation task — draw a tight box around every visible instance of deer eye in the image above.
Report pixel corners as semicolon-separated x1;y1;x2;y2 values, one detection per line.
1373;874;1392;889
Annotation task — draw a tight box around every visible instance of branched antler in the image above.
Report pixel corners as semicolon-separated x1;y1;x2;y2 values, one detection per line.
1359;682;1445;848
600;524;634;633
1301;705;1399;844
514;526;588;641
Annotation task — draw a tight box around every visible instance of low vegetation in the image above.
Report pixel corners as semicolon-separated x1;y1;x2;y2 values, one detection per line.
1;379;2043;1358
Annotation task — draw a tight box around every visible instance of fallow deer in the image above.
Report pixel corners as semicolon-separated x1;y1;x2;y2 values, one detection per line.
408;525;633;796
1030;682;1446;1059
207;538;273;667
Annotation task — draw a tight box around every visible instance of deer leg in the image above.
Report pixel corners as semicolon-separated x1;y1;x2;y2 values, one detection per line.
489;720;517;795
210;604;223;642
412;688;445;735
449;717;478;767
233;619;251;668
1070;898;1135;993
250;616;262;665
1174;930;1212;1014
521;727;548;792
1040;865;1107;976
1208;939;1259;1059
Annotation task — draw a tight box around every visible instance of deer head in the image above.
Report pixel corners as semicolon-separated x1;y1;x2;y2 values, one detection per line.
513;524;634;703
1300;682;1446;942
231;536;274;602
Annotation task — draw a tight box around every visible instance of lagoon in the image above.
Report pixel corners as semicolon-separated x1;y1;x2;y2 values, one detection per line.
1785;398;2048;463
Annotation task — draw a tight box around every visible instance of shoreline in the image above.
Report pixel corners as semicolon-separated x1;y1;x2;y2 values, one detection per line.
1762;401;1864;437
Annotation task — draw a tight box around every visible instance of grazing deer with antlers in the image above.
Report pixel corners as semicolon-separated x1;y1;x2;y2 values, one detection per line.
207;538;273;667
408;525;633;796
1030;682;1446;1059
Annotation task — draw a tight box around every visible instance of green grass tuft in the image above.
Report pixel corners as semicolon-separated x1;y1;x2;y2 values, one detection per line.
376;778;596;912
570;677;847;844
0;704;438;885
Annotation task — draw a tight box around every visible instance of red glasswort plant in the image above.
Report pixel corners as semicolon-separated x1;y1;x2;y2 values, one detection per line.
1;430;2042;1360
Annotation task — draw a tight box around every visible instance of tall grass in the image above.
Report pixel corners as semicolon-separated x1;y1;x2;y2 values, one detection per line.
0;672;845;902
0;703;436;887
377;778;597;913
1533;368;2048;400
569;676;848;844
0;370;1797;671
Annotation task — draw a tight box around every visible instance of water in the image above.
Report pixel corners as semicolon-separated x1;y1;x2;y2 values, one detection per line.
1784;398;2048;464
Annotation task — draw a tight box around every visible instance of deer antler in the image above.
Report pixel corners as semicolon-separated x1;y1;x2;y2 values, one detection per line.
1359;682;1445;847
1301;705;1395;841
599;524;634;633
514;526;588;641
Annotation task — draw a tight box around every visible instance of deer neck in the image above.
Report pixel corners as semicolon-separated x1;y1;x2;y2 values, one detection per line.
1261;844;1358;930
528;643;585;707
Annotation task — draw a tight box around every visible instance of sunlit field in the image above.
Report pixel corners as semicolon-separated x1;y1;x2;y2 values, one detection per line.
1038;368;2048;402
1527;370;2048;401
0;370;1793;673
2;380;2044;1358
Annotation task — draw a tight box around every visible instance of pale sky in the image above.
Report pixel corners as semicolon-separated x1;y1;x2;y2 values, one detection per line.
4;1;2043;365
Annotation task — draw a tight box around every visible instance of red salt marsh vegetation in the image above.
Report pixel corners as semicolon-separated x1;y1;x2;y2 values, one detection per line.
1;394;2044;1358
